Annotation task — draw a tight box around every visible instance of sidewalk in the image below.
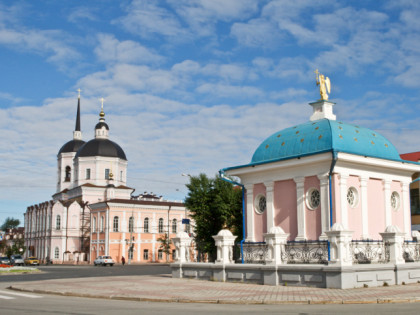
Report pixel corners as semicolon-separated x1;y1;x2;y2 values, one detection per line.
7;274;420;304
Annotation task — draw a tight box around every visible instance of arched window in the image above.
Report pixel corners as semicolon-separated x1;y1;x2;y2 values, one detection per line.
129;216;134;233
54;247;60;259
56;215;61;230
172;219;177;234
113;216;119;232
144;218;149;233
100;216;104;232
158;218;164;233
92;217;97;233
65;166;71;182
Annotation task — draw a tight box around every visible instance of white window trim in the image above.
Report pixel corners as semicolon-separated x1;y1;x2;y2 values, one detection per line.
306;187;320;210
347;187;359;208
254;194;267;214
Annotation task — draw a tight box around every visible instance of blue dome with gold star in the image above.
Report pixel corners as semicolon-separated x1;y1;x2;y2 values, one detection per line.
251;119;401;164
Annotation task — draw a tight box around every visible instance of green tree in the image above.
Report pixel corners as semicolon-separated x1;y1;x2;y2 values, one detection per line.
157;233;172;262
184;174;242;262
1;217;20;231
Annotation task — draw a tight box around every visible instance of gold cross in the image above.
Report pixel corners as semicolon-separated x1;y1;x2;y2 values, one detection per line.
100;97;105;110
77;88;82;98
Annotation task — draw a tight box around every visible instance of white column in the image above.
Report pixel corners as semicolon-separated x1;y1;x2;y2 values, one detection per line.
360;177;369;239
383;179;391;228
339;174;349;228
122;211;127;256
137;214;141;261
401;181;411;239
317;173;329;240
244;184;255;241
105;208;109;255
294;176;306;241
265;181;275;232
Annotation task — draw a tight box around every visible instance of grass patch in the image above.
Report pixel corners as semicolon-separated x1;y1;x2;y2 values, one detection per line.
0;268;40;275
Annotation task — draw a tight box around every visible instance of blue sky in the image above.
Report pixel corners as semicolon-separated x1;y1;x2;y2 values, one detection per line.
1;0;420;226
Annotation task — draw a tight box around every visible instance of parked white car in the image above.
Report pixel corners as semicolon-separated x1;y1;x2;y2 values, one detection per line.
93;255;114;266
10;254;24;266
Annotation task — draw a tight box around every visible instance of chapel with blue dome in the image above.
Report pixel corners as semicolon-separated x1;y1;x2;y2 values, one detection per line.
223;73;420;251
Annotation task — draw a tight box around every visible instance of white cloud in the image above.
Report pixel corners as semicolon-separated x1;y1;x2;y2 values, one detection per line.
68;6;97;23
168;0;259;36
231;19;281;47
117;0;189;39
196;83;264;99
95;34;164;64
0;28;80;69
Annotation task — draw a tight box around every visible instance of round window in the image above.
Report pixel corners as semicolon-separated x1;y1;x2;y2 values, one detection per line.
254;195;267;214
391;191;400;211
347;187;359;208
306;188;320;210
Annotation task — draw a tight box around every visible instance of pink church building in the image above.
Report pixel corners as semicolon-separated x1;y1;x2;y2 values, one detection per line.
222;100;420;242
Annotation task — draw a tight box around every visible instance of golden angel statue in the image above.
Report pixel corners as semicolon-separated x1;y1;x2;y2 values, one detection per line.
315;69;331;100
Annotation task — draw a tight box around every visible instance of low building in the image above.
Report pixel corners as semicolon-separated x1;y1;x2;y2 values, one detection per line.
90;194;188;264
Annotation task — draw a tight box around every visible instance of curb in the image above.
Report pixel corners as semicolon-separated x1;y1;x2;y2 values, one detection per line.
8;286;420;305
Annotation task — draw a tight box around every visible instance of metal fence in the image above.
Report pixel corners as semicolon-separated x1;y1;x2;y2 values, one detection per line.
402;241;420;262
281;240;328;264
241;240;328;265
350;240;390;264
241;242;268;264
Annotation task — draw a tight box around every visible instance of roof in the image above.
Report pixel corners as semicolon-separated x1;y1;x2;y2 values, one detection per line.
225;119;403;171
80;183;134;190
95;121;109;130
58;139;85;155
75;138;127;160
400;151;420;162
94;198;185;207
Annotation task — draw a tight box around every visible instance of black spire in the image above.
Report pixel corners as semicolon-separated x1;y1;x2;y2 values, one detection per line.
75;95;81;132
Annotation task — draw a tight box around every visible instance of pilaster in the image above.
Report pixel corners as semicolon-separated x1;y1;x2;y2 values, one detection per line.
360;177;369;239
401;181;411;239
294;176;306;241
244;184;255;242
383;179;391;228
339;174;349;229
265;181;275;233
317;173;329;240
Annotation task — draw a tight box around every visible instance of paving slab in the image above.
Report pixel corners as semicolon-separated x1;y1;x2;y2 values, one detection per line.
7;274;420;305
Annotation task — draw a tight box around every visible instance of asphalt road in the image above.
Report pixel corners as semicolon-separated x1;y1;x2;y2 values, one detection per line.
1;265;419;314
0;264;171;283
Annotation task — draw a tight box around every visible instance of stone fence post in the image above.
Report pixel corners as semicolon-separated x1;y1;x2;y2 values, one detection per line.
172;232;192;263
264;226;289;265
213;229;236;264
380;225;405;265
326;223;353;266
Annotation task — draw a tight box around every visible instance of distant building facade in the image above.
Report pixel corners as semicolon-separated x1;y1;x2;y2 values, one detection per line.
90;193;188;264
24;96;189;263
400;151;420;230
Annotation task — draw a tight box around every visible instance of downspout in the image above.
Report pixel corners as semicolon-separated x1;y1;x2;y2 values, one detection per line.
219;170;246;264
328;150;338;261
